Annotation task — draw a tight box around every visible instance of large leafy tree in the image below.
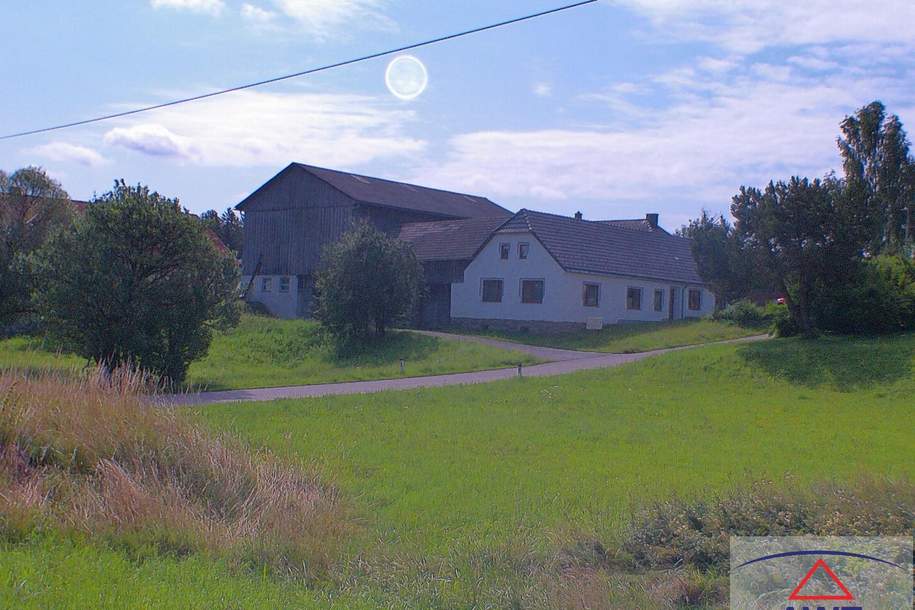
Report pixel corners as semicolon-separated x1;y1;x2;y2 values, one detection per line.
731;176;865;335
0;167;73;324
838;101;915;254
34;181;239;383
314;223;424;347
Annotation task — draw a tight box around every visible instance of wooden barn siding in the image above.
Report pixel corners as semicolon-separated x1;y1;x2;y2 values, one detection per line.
241;169;356;275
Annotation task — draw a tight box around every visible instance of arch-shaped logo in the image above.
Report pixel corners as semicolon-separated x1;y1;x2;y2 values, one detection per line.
730;537;912;610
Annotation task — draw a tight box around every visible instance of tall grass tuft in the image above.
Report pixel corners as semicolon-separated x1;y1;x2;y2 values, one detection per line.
0;366;350;582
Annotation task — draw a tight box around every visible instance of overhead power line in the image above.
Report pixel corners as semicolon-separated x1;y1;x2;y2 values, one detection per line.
1;0;598;141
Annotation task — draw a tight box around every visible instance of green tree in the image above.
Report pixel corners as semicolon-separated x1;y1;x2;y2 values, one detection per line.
199;207;243;256
0;167;73;324
678;211;759;307
731;176;863;335
838;100;915;254
34;181;239;384
218;207;244;255
313;223;424;347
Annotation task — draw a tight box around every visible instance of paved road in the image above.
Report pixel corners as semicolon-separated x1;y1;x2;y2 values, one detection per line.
409;329;599;361
162;334;767;407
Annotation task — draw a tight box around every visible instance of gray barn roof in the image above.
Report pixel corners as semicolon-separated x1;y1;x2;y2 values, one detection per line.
399;217;509;261
498;209;704;284
238;163;510;219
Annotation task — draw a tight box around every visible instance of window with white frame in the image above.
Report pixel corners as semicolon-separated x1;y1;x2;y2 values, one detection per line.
521;279;544;304
481;278;504;303
653;289;664;312
499;243;510;260
261;277;272;292
583;283;600;307
518;242;529;259
626;286;642;310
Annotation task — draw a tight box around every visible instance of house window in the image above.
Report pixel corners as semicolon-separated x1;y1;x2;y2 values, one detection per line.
688;288;702;311
583;283;600;307
518;242;530;260
261;277;272;292
626;287;642;310
521;279;544;304
481;279;503;303
279;276;290;293
499;243;510;260
653;289;664;312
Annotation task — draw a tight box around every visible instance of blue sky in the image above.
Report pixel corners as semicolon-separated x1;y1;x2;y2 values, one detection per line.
2;0;913;229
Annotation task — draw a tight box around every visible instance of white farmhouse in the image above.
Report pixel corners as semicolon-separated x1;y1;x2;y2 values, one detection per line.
403;209;715;332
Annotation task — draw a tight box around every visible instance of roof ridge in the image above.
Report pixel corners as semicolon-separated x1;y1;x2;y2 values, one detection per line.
294;162;494;202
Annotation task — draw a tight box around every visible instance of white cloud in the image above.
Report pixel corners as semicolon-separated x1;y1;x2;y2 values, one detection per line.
241;3;276;23
104;124;197;159
616;0;915;54
272;0;393;38
26;142;108;167
150;0;224;15
416;52;915;214
102;90;425;168
533;82;553;98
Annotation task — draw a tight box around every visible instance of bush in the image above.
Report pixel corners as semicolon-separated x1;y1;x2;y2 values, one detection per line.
713;299;767;327
314;223;424;350
812;255;915;334
0;368;350;580
766;302;798;337
33;181;240;384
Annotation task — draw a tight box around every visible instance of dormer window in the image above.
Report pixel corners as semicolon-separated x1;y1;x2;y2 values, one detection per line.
499;243;510;260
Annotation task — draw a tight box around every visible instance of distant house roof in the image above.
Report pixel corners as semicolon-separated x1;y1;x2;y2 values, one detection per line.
237;163;511;219
497;209;704;284
399;217;510;261
599;218;669;234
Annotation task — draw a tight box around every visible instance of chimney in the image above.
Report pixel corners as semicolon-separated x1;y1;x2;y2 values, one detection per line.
574;211;583;220
646;213;659;229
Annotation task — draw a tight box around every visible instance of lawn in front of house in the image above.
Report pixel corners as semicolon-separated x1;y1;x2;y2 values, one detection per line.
2;333;912;609
199;333;915;555
453;318;764;352
0;314;541;390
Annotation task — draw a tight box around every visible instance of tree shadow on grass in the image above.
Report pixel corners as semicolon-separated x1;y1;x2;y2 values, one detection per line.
737;334;914;392
329;331;440;368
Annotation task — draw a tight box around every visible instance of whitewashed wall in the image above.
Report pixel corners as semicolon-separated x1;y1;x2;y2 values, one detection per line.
242;274;300;319
451;232;715;325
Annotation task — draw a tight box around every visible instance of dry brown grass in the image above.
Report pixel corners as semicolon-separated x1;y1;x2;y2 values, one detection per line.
0;367;351;581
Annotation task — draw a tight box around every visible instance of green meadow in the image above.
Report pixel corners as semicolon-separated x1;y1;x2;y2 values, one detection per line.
199;334;915;553
0;314;540;390
2;332;912;608
458;318;763;353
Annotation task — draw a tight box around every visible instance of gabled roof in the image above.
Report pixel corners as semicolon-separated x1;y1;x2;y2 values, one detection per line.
497;209;704;284
599;218;670;234
238;163;511;219
398;217;510;261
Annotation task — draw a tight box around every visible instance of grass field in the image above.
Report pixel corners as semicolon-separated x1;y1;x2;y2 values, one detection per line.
2;333;912;608
198;334;915;555
457;318;764;352
0;314;541;390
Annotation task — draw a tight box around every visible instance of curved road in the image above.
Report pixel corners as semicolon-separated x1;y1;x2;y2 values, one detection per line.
162;333;767;407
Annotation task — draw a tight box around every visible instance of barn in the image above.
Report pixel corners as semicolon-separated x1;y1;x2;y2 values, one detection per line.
236;163;510;319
